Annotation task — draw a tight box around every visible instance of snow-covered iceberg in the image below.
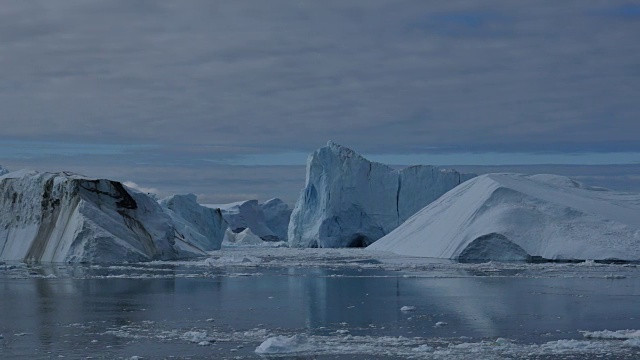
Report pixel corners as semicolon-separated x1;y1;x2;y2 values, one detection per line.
159;194;227;251
0;170;206;263
0;166;8;176
205;199;291;242
288;141;475;248
368;173;640;262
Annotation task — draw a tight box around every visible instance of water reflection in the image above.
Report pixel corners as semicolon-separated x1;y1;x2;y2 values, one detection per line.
2;263;640;358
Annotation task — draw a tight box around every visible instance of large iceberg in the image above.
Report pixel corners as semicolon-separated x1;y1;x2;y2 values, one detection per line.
205;199;291;242
368;173;640;262
0;170;206;263
288;141;475;248
159;194;227;251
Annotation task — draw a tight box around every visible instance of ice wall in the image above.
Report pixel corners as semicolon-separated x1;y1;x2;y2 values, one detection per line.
0;170;205;263
288;142;474;248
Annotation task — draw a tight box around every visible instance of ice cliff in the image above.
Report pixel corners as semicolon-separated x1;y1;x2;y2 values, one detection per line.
159;194;227;251
205;199;292;242
368;173;640;262
288;141;475;248
0;170;207;263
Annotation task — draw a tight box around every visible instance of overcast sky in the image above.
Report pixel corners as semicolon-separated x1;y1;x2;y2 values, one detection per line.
1;1;639;203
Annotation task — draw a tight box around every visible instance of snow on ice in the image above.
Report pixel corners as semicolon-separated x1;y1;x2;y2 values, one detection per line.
369;173;640;262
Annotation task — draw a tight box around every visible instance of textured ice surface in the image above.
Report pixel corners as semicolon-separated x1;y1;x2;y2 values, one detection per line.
288;142;474;248
0;170;206;263
369;173;640;261
205;199;291;242
159;193;227;251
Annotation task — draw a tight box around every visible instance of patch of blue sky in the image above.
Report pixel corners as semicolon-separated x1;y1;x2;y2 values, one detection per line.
408;10;511;37
0;140;153;159
591;4;640;18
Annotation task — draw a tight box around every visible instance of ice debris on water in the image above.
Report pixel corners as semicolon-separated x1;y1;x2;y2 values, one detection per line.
400;306;416;312
255;335;311;354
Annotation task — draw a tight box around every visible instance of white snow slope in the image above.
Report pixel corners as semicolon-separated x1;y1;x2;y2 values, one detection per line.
159;194;227;251
0;170;206;263
288;141;475;248
204;199;291;242
369;173;640;262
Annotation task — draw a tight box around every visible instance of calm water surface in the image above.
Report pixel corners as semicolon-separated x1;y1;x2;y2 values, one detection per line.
2;249;640;359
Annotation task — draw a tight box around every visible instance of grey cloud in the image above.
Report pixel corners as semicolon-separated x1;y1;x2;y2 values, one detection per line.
0;0;639;155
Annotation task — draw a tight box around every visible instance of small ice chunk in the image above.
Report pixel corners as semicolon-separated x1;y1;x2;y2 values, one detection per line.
623;338;640;348
434;322;448;327
336;329;349;334
182;330;210;343
413;344;434;352
255;335;310;354
581;329;640;340
400;306;416;312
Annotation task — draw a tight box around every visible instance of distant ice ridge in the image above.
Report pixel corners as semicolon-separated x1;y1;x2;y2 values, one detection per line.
0;170;207;263
369;173;640;262
204;199;292;242
288;141;475;248
158;194;227;251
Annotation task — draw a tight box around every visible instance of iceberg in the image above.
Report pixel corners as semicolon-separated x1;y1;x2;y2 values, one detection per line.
288;141;474;248
261;198;292;241
158;194;227;251
0;170;206;263
368;173;640;262
205;199;291;242
0;166;8;176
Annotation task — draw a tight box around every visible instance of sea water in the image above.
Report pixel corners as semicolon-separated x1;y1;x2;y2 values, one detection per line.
1;248;640;359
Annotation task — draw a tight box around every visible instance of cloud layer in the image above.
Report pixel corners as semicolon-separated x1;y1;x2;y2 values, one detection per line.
1;0;639;156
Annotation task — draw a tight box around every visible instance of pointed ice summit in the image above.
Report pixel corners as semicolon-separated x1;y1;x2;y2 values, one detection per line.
0;170;213;263
288;141;475;248
368;173;640;262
